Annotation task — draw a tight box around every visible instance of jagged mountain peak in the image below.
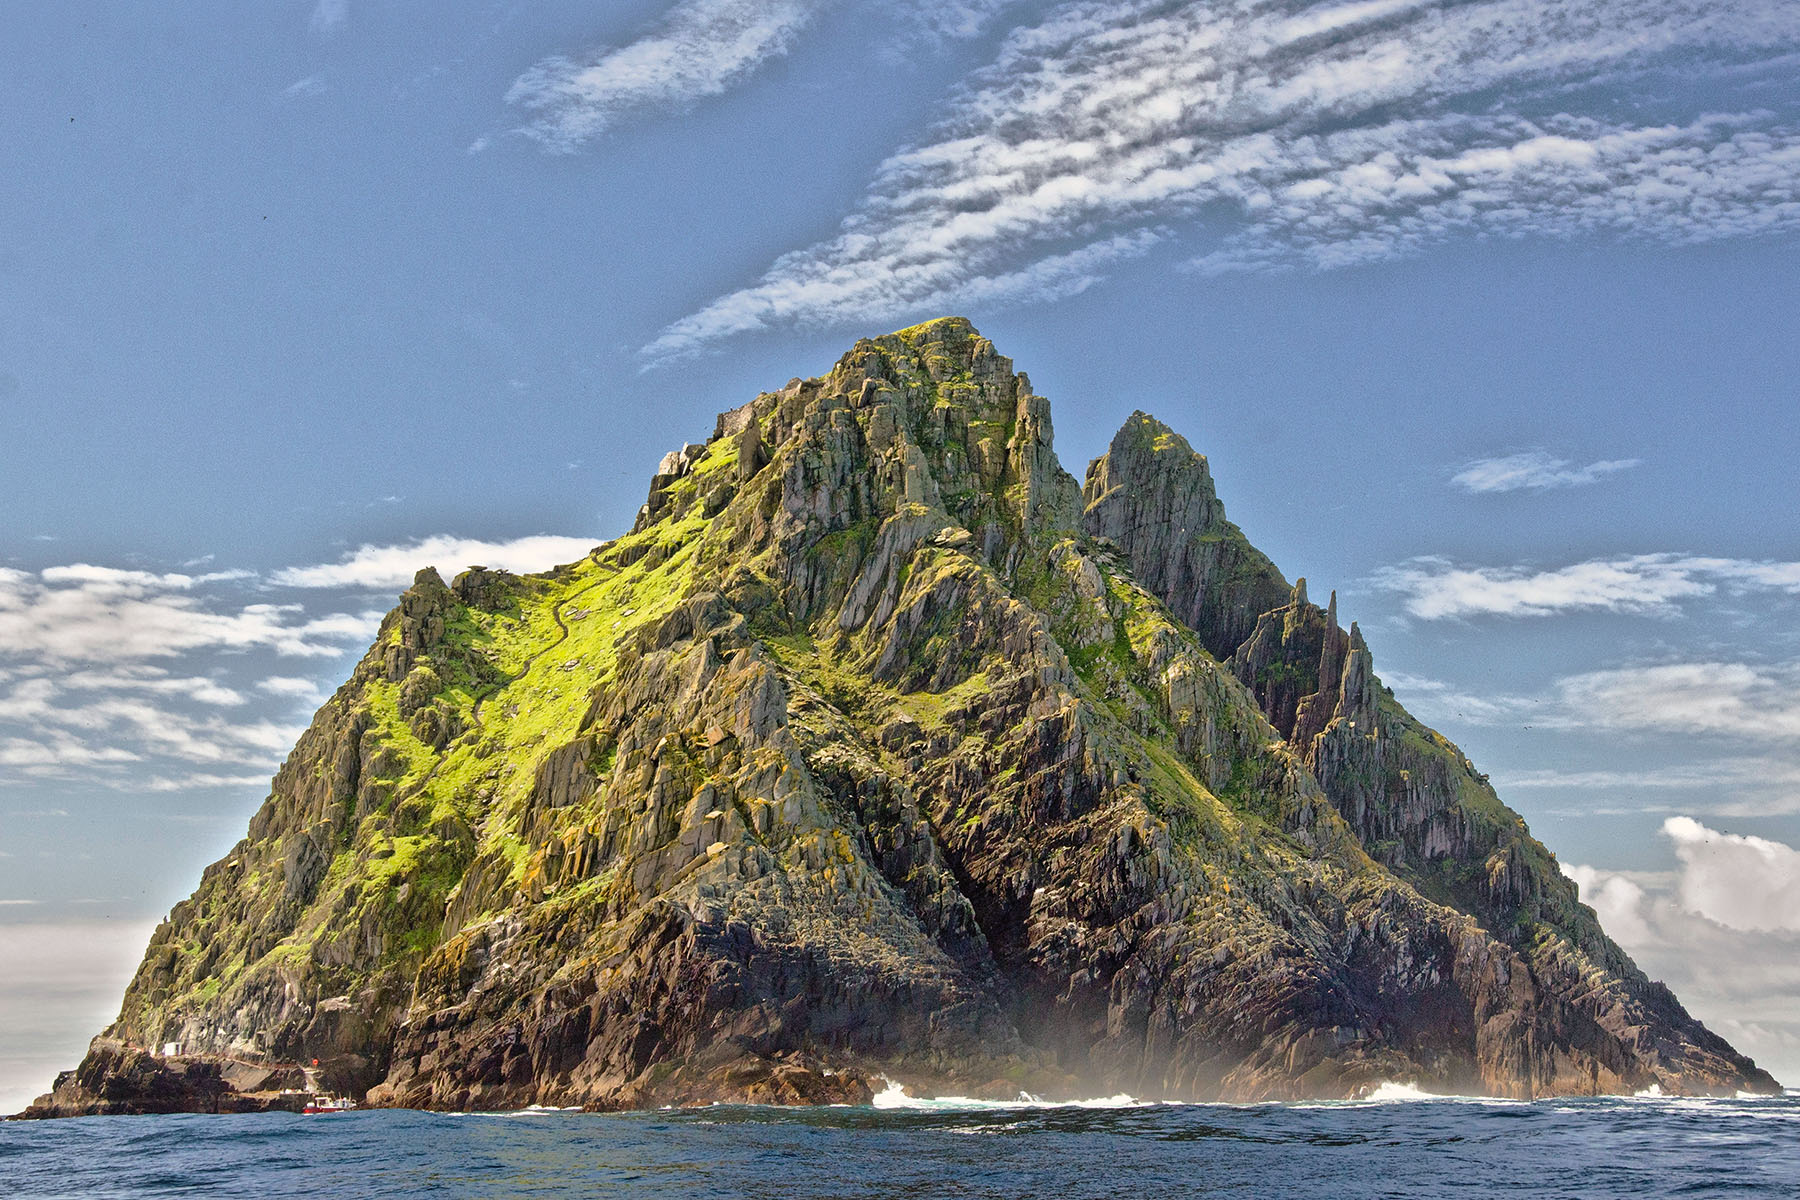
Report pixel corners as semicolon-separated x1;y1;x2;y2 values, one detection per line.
1082;412;1290;661
1098;409;1208;469
25;321;1775;1119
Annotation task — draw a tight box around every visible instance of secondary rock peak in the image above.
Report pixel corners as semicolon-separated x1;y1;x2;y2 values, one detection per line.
24;319;1775;1121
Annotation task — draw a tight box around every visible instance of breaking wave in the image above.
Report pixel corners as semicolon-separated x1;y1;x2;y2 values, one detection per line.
1358;1081;1442;1102
871;1078;1146;1110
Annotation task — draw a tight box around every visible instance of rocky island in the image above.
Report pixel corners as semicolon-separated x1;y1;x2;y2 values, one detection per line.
20;318;1777;1117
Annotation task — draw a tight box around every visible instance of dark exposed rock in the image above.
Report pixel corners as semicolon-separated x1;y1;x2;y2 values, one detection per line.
735;413;769;482
453;566;523;613
382;568;456;683
15;1040;306;1118
28;317;1775;1119
1082;413;1292;660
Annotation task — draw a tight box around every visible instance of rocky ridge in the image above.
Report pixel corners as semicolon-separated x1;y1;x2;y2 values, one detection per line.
21;318;1775;1117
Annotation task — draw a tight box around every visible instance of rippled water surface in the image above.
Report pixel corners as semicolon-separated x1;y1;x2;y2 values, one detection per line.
3;1090;1796;1198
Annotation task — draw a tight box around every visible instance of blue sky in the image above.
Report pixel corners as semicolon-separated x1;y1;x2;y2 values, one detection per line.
2;0;1798;1108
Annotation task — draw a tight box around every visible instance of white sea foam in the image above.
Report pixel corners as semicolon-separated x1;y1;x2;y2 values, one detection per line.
872;1076;1543;1110
870;1078;1146;1110
1286;1081;1525;1108
1359;1081;1442;1102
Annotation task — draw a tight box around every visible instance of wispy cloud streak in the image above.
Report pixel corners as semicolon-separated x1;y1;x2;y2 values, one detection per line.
1373;552;1800;620
646;0;1800;358
507;0;1021;151
1384;662;1800;815
308;0;347;37
508;0;830;152
1558;662;1800;742
0;567;374;662
1452;451;1640;493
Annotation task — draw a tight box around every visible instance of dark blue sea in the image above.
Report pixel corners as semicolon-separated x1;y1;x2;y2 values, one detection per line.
4;1088;1797;1198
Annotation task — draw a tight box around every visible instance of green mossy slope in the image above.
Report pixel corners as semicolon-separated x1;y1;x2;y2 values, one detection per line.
63;317;1771;1115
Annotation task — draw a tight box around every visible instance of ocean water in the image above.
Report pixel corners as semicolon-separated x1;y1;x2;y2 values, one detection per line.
3;1086;1796;1198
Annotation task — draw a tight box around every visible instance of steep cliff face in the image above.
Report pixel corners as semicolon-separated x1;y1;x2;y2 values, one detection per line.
26;318;1774;1116
1079;414;1763;1097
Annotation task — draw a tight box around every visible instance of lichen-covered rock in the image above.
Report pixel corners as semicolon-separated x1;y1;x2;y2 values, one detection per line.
28;318;1775;1119
1082;413;1292;660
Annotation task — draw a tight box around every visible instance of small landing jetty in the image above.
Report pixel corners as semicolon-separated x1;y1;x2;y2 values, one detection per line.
300;1067;356;1114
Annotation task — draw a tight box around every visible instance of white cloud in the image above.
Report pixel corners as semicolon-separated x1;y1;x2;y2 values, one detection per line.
1376;668;1539;725
907;0;1024;42
272;534;597;590
1386;659;1800;822
1187;114;1800;275
1562;863;1657;943
0;735;141;770
1372;552;1800;620
646;0;1800;358
59;668;247;708
309;0;347;36
1662;816;1800;932
1451;451;1640;493
138;773;273;793
507;0;831;152
0;537;590;792
1557;662;1800;742
1500;759;1800;797
1563;843;1800;1083
39;565;250;590
507;0;1019;152
256;676;327;700
0;567;377;663
0;670;304;783
281;74;326;101
0;676;306;773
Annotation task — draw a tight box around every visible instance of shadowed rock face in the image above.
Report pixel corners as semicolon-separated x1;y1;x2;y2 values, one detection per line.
20;318;1775;1119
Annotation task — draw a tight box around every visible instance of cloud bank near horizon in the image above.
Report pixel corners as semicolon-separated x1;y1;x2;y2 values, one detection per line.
630;0;1800;359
